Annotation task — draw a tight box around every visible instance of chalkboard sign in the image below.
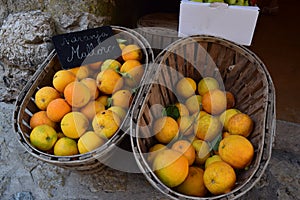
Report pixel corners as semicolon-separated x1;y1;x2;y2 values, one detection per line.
52;26;122;69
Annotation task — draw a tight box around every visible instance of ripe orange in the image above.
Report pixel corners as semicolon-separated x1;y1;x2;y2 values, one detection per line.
30;124;57;151
34;86;61;110
60;112;89;139
111;89;132;109
194;114;222;141
185;95;202;114
147;143;167;164
120;60;144;87
204;154;222;169
227;113;254;137
64;81;91;108
219;108;241;131
88;61;103;71
96;95;109;107
177;115;194;136
175;103;190;117
121;44;142;61
92;110;121;139
192;139;211;165
218;135;254;169
107;106;127;122
153;149;189;188
175;166;207;197
53;137;79;156
226;91;236;109
96;69;124;95
202;89;227;115
176;77;197;98
101;59;121;71
197;77;219;96
68;66;89;80
46;98;71;122
80;78;100;100
80;100;105;121
77;131;105;154
203;161;236;195
153;116;179;144
30;111;56;129
171;140;196;165
52;70;77;93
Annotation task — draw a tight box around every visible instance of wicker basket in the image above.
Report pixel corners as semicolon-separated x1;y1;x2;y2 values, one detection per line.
130;35;276;199
13;26;154;173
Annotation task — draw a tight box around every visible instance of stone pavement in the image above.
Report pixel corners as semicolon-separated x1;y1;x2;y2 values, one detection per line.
0;100;299;200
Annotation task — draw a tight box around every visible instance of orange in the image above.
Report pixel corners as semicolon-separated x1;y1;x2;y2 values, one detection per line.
77;131;105;154
46;98;71;122
202;89;227;115
219;108;241;131
64;81;91;108
203;161;236;195
174;103;189;117
218;135;254;169
53;137;78;156
121;44;142;61
68;65;89;80
171;140;196;165
194;114;222;141
226;91;236;109
88;61;103;71
96;69;124;95
30;111;56;129
111;89;132;109
120;60;144;87
175;166;207;197
147;143;167;164
177;115;194;136
192;139;211;165
204;154;222;169
227;113;254;137
108;106;127;122
30;124;57;151
60;112;89;139
34;86;61;110
176;77;197;98
197;77;219;96
185;95;202;114
153;116;179;144
80;78;100;100
101;59;122;71
92;110;121;139
52;70;77;93
96;95;109;107
80;100;105;121
153;149;189;188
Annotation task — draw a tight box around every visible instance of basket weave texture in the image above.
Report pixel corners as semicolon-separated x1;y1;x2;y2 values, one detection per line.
13;26;154;172
130;35;276;199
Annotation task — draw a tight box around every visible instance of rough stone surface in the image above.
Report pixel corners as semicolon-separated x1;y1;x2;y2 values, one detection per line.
45;0;107;34
0;97;299;200
0;61;34;102
0;10;55;69
0;0;8;26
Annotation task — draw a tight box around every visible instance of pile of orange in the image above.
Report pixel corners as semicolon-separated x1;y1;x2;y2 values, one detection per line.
148;77;255;197
29;41;144;156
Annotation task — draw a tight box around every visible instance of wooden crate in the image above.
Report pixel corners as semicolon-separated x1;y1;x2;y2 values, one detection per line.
13;26;154;173
130;35;276;199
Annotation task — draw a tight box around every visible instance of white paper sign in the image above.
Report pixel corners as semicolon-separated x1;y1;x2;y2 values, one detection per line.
178;1;260;45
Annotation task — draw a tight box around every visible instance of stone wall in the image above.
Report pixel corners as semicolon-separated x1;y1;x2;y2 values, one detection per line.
0;0;116;102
